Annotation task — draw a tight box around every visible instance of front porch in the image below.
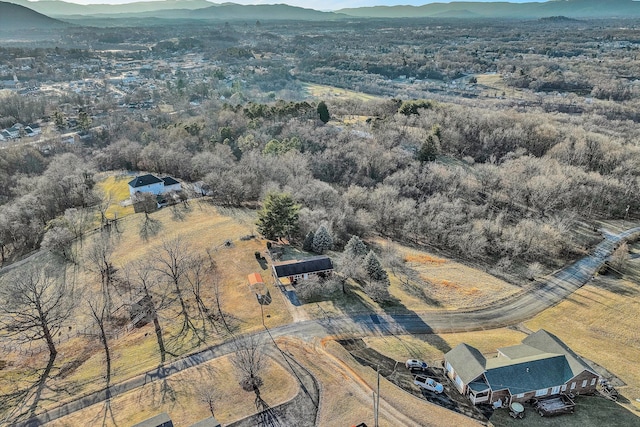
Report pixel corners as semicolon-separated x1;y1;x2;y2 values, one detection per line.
468;380;491;404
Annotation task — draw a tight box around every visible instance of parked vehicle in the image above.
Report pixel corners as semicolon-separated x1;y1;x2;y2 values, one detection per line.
405;359;428;371
413;375;444;393
532;394;575;416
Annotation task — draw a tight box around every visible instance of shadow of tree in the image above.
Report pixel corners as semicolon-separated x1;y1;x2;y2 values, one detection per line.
1;354;57;425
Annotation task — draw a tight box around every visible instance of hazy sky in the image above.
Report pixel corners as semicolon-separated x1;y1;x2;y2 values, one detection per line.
51;0;544;11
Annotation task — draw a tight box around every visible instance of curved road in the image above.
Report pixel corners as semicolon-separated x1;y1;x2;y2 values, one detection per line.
16;226;640;427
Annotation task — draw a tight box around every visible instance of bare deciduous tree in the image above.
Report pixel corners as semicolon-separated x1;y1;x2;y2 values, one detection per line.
125;261;170;363
186;257;219;336
0;265;74;360
232;335;265;393
155;238;198;338
86;232;116;317
87;296;112;387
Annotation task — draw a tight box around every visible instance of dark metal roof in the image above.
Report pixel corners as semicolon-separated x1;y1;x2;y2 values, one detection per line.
162;176;180;186
484;355;572;395
128;174;163;188
273;256;333;278
522;329;596;375
131;413;173;427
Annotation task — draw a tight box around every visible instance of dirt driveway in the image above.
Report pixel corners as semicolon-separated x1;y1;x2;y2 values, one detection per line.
338;338;493;422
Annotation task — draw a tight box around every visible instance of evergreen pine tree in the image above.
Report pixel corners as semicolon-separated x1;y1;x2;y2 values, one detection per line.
417;134;439;162
302;231;315;252
363;250;388;283
312;224;333;254
317;101;330;123
256;192;299;241
344;235;368;259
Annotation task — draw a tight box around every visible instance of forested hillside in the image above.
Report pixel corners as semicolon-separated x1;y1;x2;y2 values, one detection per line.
1;17;639;281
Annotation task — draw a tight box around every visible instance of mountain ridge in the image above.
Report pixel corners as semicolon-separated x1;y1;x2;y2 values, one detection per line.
0;1;70;31
4;0;640;21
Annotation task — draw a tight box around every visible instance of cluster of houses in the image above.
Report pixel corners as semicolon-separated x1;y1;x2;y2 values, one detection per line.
0;123;41;141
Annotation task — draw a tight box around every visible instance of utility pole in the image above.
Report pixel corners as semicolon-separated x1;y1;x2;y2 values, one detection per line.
374;366;380;427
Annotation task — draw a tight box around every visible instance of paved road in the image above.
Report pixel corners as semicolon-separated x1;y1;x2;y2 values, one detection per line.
14;227;640;427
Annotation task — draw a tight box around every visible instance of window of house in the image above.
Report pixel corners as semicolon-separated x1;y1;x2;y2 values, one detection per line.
516;393;525;398
551;386;561;394
590;378;597;386
535;388;548;397
561;385;567;391
582;380;588;388
570;382;576;390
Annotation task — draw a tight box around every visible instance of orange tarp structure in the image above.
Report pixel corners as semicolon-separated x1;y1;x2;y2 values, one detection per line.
247;273;264;286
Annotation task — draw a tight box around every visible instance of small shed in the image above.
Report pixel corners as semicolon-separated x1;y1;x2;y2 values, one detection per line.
132;413;173;427
247;272;267;297
129;295;155;328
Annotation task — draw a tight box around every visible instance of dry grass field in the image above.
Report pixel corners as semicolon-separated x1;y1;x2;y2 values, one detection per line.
0;199;292;421
302;82;381;102
384;241;522;311
278;337;480;427
525;256;640;414
47;354;298;427
303;240;520;320
95;173;135;220
363;329;527;366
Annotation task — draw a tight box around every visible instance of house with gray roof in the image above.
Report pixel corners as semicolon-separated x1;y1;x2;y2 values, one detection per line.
272;255;333;284
128;173;182;197
444;330;599;406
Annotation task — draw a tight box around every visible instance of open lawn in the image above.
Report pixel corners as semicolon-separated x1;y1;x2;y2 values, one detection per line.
475;73;533;100
0;200;292;421
490;395;640;427
302;82;381;102
525;257;640;414
47;354;298;427
363;329;526;366
383;240;522;310
95;173;135;220
303;240;521;320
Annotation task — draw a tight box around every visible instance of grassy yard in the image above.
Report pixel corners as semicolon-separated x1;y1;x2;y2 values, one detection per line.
303;239;521;320
95;173;135;220
382;240;522;311
47;354;298;427
524;256;640;414
0;200;293;421
490;395;640;427
363;329;526;366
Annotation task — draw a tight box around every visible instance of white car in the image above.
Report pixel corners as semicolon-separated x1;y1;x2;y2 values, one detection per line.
414;375;444;394
405;359;428;371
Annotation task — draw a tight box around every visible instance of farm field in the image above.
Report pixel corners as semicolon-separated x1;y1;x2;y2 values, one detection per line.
302;82;381;102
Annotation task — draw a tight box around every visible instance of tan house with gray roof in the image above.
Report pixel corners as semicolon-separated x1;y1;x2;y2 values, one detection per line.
444;330;599;406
